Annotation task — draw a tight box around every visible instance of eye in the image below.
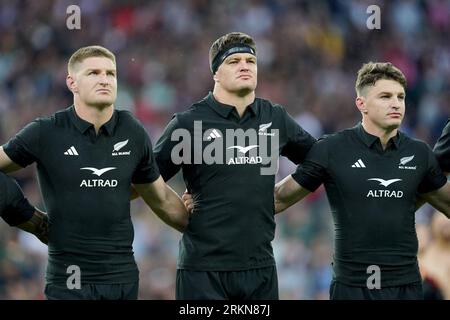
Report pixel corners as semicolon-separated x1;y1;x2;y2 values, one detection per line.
107;71;116;77
88;71;98;75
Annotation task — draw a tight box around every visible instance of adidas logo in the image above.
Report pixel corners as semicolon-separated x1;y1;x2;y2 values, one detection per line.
64;146;79;156
351;159;366;168
207;129;222;141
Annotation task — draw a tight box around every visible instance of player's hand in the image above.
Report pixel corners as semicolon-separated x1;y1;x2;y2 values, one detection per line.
34;211;49;245
16;209;49;245
182;190;194;214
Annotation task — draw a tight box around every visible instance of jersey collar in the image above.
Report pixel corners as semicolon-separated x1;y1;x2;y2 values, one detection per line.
356;122;401;150
205;92;257;119
69;105;118;136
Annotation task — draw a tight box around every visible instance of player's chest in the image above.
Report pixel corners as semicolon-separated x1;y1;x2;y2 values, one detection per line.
329;151;423;198
182;118;282;169
39;133;139;183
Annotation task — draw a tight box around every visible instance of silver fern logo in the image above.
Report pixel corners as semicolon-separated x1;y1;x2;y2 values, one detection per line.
112;139;131;156
399;155;416;170
399;155;414;166
258;122;275;136
113;140;129;151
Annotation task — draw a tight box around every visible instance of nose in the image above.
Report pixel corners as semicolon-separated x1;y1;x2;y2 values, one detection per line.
391;97;403;109
238;61;250;71
98;72;110;85
391;103;400;110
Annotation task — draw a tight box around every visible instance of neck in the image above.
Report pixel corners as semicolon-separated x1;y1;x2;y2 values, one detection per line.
74;100;114;133
362;119;398;150
213;86;255;117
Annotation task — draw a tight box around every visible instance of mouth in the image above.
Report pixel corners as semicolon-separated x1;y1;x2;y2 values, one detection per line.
237;74;252;80
387;113;402;118
96;89;111;94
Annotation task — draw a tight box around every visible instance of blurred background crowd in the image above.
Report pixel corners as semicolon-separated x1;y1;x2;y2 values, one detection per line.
0;0;449;299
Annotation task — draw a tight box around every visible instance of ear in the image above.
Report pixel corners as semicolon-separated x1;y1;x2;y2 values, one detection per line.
66;74;77;93
355;96;367;114
213;72;219;83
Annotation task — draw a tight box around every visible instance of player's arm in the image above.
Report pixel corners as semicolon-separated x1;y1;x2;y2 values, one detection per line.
180;177;312;215
420;182;450;219
15;208;49;244
418;142;450;218
154;115;185;181
279;105;316;165
274;175;311;213
1;172;48;244
1;120;41;173
134;176;188;232
275;137;328;213
414;195;427;211
130;185;139;200
0;146;23;173
433;118;450;173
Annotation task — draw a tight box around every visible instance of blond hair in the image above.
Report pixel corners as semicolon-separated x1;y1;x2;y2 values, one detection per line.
68;45;116;74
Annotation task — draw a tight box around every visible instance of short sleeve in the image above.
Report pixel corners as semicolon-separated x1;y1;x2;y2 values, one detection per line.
279;106;316;165
418;145;447;194
291;138;329;192
132;127;160;184
433;119;450;172
153;115;184;181
2;120;41;167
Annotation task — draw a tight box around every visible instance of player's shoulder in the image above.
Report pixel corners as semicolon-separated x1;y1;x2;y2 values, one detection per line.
256;98;286;114
114;108;150;131
255;98;300;126
113;109;153;146
399;132;432;152
317;128;351;144
34;106;72;128
171;98;210;125
305;128;353;154
115;108;140;125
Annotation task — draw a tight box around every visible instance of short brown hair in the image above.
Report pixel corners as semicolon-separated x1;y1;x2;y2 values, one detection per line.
355;62;407;96
209;32;257;73
68;45;116;74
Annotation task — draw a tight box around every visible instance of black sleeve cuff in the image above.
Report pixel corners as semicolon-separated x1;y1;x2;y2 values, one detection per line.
418;174;448;194
291;171;322;193
0;173;35;226
2;142;31;168
2;198;35;226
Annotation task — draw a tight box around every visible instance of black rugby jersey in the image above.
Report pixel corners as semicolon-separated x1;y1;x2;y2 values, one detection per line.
155;92;316;271
293;123;446;286
3;106;160;284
